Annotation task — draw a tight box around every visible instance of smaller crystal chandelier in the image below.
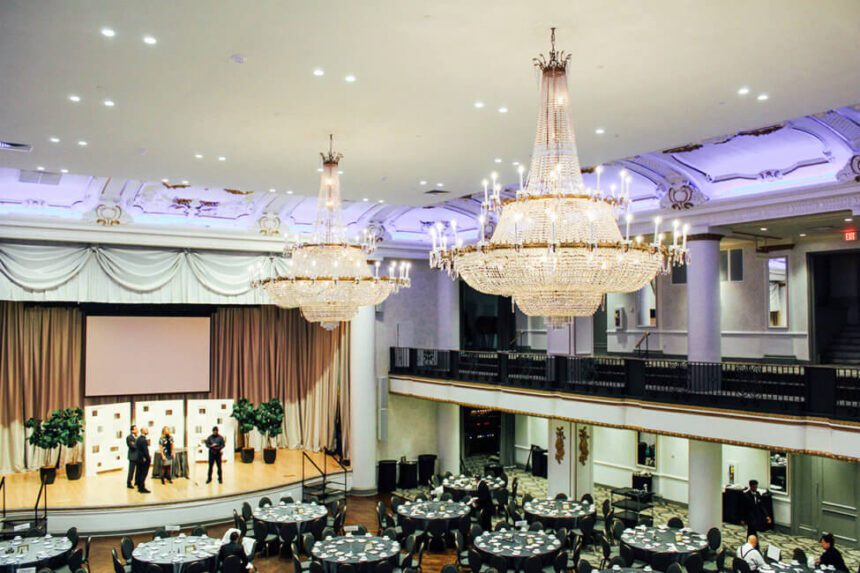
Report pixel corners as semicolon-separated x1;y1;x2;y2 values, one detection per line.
429;29;688;326
252;136;411;329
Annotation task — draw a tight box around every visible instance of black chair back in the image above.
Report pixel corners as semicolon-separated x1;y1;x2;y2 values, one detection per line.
67;547;84;570
620;543;634;566
281;495;295;504
66;526;79;549
303;532;315;556
686;553;704;573
120;536;134;561
707;527;722;551
792;548;807;564
468;549;484;572
554;551;569;573
529;521;543;531
258;496;272;508
580;493;594;505
555;492;568;501
191;525;207;536
241;501;253;521
609;556;627;568
153;528;169;539
652;552;676;572
278;522;299;546
716;548;727;573
666;562;683;573
602;498;611;518
577;558;593;573
383;526;397;540
310;562;324;573
494;521;511;531
322;526;336;539
470;524;484;541
111;549;125;573
522;555;543;573
221;555;243;573
733;557;752;573
667;517;684;529
611;519;625;543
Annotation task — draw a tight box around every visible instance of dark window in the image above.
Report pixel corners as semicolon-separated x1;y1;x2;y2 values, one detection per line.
730;249;744;281
671;264;687;284
720;251;729;281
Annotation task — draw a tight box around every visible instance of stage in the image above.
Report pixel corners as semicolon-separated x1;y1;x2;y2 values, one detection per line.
2;449;350;535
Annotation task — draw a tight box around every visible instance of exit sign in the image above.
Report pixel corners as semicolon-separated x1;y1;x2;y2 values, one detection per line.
846;229;858;242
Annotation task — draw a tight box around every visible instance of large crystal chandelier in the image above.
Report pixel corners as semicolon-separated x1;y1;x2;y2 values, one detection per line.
430;29;688;326
252;136;410;329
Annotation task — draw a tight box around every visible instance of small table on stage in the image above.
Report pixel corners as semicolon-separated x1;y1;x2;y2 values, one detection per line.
442;475;506;501
524;498;596;530
152;448;190;480
132;534;220;573
311;534;400;573
253;501;328;534
0;535;72;573
620;525;708;565
396;500;470;531
474;530;562;570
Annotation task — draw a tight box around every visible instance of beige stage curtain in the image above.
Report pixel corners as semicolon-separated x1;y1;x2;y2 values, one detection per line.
209;306;350;454
0;302;83;473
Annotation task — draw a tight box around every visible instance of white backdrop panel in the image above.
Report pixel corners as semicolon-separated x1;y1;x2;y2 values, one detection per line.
187;399;236;465
134;400;186;457
84;402;130;476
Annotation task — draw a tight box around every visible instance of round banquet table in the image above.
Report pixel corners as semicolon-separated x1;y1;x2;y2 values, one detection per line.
131;534;220;573
312;534;400;573
442;475;506;500
396;500;470;530
474;530;561;570
620;525;708;564
0;535;72;573
253;501;328;534
524;498;595;530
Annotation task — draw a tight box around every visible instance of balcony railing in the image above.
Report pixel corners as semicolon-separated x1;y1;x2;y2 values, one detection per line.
390;347;860;421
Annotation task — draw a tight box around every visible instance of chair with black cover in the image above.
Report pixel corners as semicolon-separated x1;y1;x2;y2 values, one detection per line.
494;522;511;531
322;526;336;539
401;539;424;572
468;549;485;573
54;547;84;573
604;509;615;541
440;492;454;502
704;548;727;573
185;563;204;573
611;519;626;545
415;494;427;502
732;558;751;573
383;526;398;541
609;556;627;569
293;551;312;573
377;501;389;534
522;556;543;573
333;509;346;535
490;554;508;573
120;536;135;563
241;502;253;522
191;525;207;537
573;514;596;550
792;549;807;565
651;553;676;573
112;549;127;573
258;496;272;508
666;563;683;573
454;530;470;570
310;562;324;573
523;493;534;505
426;519;448;552
580;493;594;505
667;517;684;529
221;555;243;573
391;495;405;513
598;536;612;569
253;519;279;557
529;521;544;532
577;558;593;573
66;527;80;550
301;532;316;557
551;551;570;573
620;543;636;568
506;502;523;525
376;561;394;573
152;528;169;540
281;495;294;504
685;553;704;573
81;536;92;570
276;522;298;558
555;493;568;501
470;524;484;542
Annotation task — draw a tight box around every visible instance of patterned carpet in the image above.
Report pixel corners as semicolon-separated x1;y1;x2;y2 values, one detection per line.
395;461;860;572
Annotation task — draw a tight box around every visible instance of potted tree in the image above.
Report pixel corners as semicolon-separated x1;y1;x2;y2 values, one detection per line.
24;407;85;483
231;398;257;464
256;399;284;464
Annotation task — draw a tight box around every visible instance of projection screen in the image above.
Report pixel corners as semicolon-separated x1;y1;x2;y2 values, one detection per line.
85;315;211;397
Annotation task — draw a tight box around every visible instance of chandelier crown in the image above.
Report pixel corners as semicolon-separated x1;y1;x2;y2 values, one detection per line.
533;27;571;72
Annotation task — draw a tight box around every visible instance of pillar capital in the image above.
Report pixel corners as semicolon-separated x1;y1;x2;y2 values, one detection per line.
686;233;724;243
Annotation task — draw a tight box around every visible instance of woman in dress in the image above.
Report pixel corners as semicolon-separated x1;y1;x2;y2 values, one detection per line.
159;425;174;485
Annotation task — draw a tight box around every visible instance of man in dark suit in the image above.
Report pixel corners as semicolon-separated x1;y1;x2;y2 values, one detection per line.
135;427;152;494
219;531;252;570
741;479;772;536
126;424;139;489
205;426;226;484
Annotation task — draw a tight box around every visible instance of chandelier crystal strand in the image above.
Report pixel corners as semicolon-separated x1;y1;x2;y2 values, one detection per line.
429;29;688;326
252;135;410;329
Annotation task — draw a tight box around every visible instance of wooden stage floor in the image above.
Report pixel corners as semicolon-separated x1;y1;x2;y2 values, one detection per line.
2;449;341;510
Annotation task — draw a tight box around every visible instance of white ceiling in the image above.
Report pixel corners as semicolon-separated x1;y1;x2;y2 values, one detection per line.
1;0;859;206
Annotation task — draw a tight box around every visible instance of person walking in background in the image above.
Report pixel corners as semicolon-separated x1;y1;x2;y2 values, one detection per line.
135;426;152;493
126;424;139;489
205;426;225;484
158;425;174;485
741;479;772;536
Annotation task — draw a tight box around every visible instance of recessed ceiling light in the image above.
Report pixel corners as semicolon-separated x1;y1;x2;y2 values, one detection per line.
344;74;357;83
436;182;444;187
474;101;485;109
286;190;293;195
77;140;88;146
595;128;606;135
142;35;157;45
68;95;81;103
194;153;203;159
799;233;807;237
269;188;276;193
494;158;503;164
161;178;169;183
313;68;325;77
100;27;116;38
846;218;854;222
362;198;369;202
338;170;344;175
419;180;427;185
36;166;45;171
60;168;68;174
737;87;750;96
49;137;60;143
757;93;769;101
316;168;323;172
497;106;508;114
181;180;189;185
512;161;520;166
217;156;226;161
760;227;768;231
103;99;115;107
378;199;384;203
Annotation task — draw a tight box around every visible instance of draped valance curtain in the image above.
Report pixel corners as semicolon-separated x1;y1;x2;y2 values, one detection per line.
0;301;350;474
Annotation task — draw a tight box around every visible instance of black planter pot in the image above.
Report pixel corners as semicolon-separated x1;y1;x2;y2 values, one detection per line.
39;467;56;485
263;448;277;464
65;462;83;480
240;448;255;464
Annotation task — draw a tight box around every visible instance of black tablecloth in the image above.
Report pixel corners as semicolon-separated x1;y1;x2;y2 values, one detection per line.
396;500;470;530
524;499;595;530
0;535;72;573
442;475;506;500
620;526;708;564
253;502;328;534
312;535;400;573
474;530;562;569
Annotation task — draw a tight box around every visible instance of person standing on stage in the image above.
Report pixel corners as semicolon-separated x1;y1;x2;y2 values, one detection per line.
126;424;139;489
205;426;225;484
135;426;152;493
158;426;174;485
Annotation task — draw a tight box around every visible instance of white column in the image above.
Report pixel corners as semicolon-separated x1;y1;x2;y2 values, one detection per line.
437;274;460;351
437;403;461;474
688;439;722;532
686;235;722;362
546;420;594;500
350;305;377;495
572;423;594;499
